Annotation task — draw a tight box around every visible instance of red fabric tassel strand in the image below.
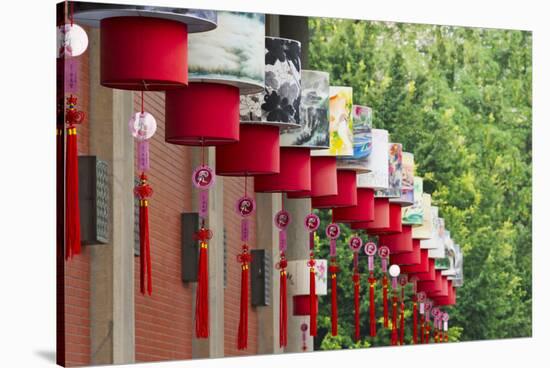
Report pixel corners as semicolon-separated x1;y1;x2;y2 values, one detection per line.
353;272;361;341
134;173;153;295
195;225;211;338
382;274;389;328
425;321;431;344
412;299;418;344
391;295;398;345
399;299;405;345
237;245;251;350
308;255;317;337
65;95;84;260
329;260;339;336
420;314;425;344
278;256;288;348
368;274;377;337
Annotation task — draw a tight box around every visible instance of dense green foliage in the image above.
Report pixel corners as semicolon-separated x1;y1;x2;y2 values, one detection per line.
308;19;532;349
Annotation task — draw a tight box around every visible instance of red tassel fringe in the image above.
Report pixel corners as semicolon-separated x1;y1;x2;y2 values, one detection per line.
330;263;339;337
309;265;317;336
279;266;288;348
420;315;425;344
391;297;398;345
368;275;377;337
425;322;431;344
399;300;405;345
138;199;152;295
353;273;361;341
194;225;211;338
65;127;81;259
237;245;251;350
382;275;389;328
412;301;418;344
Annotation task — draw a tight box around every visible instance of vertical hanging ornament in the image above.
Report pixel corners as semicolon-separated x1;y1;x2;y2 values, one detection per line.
417;291;427;344
399;276;408;345
236;188;255;350
364;241;378;337
275;208;291;348
424;300;433;343
410;276;419;344
442;312;449;342
301;323;309;352
304;213;321;337
349;236;363;341
326;222;341;336
129;106;157;296
432;307;441;343
388;264;400;346
65;95;85;260
378;245;390;328
192;161;216;338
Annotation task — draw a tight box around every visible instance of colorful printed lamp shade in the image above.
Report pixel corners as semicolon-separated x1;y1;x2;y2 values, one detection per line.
240;37;302;129
74;3;217;90
412;193;433;239
442;242;458;277
402;177;424;225
165;11;265;146
420;206;440;248
356;129;390;190
337;105;373;172
280;70;330;149
428;221;447;259
434;231;453;268
375;143;403;198
312;86;354;157
390;152;414;205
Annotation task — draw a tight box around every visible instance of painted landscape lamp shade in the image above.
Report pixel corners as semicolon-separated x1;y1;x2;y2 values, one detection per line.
391;152;414;205
216;37;309;177
376;142;403;199
413;194;433;239
356;129;390;190
312;86;354;157
337;105;373;172
165;11;265;146
402;176;424;225
71;3;218;90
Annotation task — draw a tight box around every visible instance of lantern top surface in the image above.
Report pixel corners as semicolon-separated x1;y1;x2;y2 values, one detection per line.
188;11;265;94
73;2;217;32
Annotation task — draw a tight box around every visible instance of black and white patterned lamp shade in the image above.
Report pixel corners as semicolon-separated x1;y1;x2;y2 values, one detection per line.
279;70;330;149
240;36;302;128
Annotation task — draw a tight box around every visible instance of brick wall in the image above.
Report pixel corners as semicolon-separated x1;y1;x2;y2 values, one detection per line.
64;35;91;367
133;91;194;362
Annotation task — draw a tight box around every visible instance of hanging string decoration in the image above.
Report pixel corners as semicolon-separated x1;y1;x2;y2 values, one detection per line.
378;245;390;328
192;162;216;338
424;300;433;343
364;241;378;337
409;276;419;344
326;222;341;336
129;108;157;295
65;95;85;260
442;312;449;342
301;323;309;352
432;307;441;343
304;213;321;337
398;275;408;345
349;236;363;341
236;190;255;350
275;209;291;348
417;291;427;344
388;264;401;346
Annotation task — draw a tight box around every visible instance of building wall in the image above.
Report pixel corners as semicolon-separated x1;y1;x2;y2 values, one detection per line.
64;40;91;367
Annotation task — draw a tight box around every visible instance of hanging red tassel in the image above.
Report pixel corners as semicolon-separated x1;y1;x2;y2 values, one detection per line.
353;272;361;341
134;173;153;295
391;295;398;345
425;321;431;344
368;274;377;337
412;298;418;344
65;95;84;260
399;299;405;345
237;244;251;350
382;274;389;328
195;225;211;338
420;314;425;344
308;255;317;337
329;261;339;336
278;256;288;348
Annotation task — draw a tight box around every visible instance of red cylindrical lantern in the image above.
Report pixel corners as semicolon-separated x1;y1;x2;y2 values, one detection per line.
311;170;357;208
409;259;437;281
432;283;456;306
352;200;402;234
391;239;421;265
287;156;338;198
166;83;240;146
417;270;443;293
254;147;311;192
378;225;413;254
429;276;449;298
215;124;280;176
293;295;318;315
332;188;375;223
100;17;188;90
401;249;430;274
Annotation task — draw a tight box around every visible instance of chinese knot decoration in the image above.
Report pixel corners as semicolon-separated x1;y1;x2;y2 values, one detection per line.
304;213;320;336
349;236;363;341
326;222;341;336
364;241;378;337
378;245;390;328
275;208;291;348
